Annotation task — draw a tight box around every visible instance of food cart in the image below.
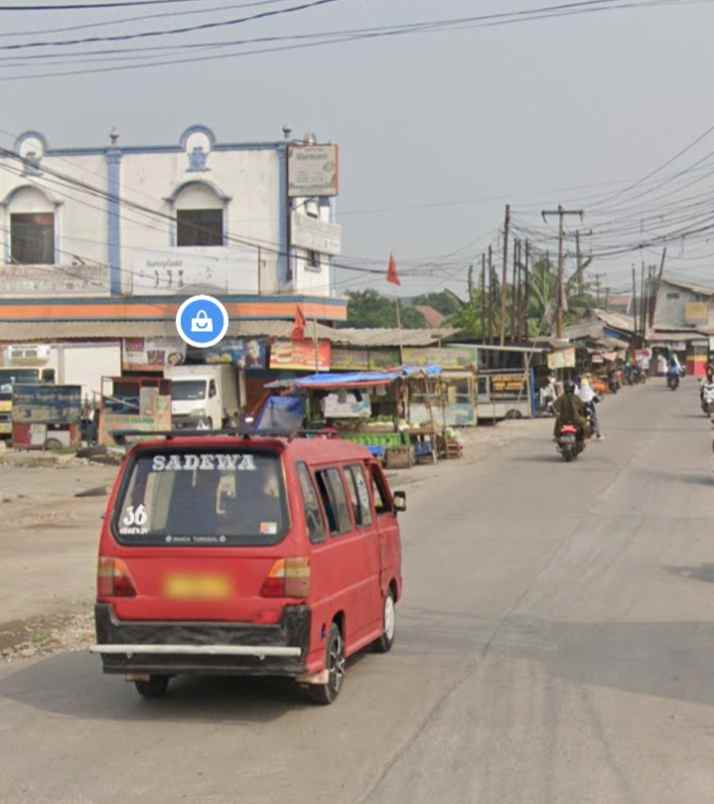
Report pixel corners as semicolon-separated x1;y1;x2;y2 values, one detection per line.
98;376;172;446
11;384;82;449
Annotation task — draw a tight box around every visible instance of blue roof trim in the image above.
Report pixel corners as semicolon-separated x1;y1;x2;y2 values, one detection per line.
14;130;49;153
43;142;283;158
179;124;216;150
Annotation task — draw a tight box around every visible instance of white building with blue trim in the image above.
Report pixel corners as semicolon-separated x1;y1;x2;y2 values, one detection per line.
0;124;338;300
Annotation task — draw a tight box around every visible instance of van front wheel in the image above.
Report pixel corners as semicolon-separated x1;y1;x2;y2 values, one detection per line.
374;590;396;654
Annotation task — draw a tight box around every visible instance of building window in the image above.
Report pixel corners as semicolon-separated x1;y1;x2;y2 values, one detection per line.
666;292;680;300
307;250;321;271
11;213;54;264
176;209;223;247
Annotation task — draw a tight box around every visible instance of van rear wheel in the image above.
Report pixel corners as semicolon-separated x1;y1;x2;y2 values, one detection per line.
374;590;396;654
308;624;345;705
134;675;170;699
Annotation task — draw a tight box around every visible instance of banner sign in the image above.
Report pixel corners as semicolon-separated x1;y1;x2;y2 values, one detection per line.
288;144;339;197
323;392;372;418
198;338;267;368
291;212;342;255
270;339;331;371
685;302;709;324
330;348;401;371
547;348;576;370
123;338;186;372
12;384;82;424
402;347;474;370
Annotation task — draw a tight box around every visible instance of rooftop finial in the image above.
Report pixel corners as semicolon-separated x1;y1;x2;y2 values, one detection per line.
109;127;119;146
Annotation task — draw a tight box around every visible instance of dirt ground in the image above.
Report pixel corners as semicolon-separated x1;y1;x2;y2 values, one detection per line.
0;418;547;663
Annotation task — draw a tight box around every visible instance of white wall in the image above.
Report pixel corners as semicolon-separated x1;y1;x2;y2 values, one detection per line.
120;147;282;295
54;342;121;402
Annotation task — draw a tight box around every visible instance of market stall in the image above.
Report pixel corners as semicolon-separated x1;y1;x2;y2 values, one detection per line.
264;367;447;467
11;383;82;449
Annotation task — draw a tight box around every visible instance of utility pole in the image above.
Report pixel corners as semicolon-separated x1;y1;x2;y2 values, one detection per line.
467;263;474;304
500;204;511;346
541;205;584;339
592;272;606;308
511;238;519;342
631;267;639;348
651;247;667;329
575;230;583;296
640;261;646;339
523;239;531;343
487;245;494;344
480;254;486;341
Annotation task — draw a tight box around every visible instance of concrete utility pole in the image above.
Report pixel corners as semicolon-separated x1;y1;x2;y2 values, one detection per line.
523;239;531;343
651;247;667;329
541;205;584;339
592;272;606;307
480;254;486;340
487;245;494;344
500;204;511;346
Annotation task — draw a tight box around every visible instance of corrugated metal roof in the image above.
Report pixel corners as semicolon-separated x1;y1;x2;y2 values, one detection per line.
0;319;455;347
659;276;714;297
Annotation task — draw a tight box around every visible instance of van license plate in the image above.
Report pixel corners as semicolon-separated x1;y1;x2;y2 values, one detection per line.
164;574;231;601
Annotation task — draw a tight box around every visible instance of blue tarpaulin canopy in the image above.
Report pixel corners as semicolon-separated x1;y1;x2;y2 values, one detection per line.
264;366;441;392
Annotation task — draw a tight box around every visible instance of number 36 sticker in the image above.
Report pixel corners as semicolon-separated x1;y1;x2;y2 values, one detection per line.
121;504;148;531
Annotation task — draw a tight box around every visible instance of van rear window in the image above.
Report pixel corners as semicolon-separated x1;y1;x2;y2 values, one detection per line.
114;450;288;547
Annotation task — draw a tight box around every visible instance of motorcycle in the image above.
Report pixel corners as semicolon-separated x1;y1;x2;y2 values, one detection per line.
608;375;621;394
701;387;714;415
557;424;585;462
667;373;680;391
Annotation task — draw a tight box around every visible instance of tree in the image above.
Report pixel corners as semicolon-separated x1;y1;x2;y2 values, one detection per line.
344;290;428;329
411;290;464;318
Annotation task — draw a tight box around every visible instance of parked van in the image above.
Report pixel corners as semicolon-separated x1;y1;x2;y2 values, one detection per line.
91;433;405;704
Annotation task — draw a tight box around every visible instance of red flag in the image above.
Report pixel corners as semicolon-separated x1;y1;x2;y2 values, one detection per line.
386;253;400;286
292;304;306;341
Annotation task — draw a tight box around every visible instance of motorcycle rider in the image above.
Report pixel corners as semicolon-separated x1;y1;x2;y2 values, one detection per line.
539;373;559;415
667;355;683;386
553;379;589;442
700;367;714;411
577;374;603;440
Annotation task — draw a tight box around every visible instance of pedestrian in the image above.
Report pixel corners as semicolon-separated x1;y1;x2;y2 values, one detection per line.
577;373;603;440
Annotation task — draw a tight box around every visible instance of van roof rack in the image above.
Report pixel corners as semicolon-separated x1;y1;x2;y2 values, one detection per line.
110;428;339;446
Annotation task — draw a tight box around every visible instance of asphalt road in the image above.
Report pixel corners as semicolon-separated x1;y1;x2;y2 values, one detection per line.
3;379;714;804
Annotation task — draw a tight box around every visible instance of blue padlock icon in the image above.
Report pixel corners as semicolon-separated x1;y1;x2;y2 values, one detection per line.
190;309;213;334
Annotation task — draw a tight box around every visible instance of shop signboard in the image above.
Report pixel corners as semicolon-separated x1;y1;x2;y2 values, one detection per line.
331;348;369;371
123;338;186;372
685;302;709;325
547;348;576;370
323;392;372;418
199;338;267;368
402;347;474;370
288;144;339;197
489;373;527;394
291;213;342;255
12;384;82;424
270;339;331;371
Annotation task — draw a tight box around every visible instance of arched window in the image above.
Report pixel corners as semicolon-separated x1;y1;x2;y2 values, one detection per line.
7;186;55;264
173;182;225;248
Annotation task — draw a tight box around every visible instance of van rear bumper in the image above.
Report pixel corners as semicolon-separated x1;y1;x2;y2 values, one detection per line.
93;603;310;677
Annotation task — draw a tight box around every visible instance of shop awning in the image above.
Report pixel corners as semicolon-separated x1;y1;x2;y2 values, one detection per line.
265;366;442;391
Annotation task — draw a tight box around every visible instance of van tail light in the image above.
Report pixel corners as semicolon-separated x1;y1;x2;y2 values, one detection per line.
97;557;137;598
260;558;310;598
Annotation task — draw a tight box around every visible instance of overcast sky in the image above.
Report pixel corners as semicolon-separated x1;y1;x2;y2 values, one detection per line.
2;0;714;298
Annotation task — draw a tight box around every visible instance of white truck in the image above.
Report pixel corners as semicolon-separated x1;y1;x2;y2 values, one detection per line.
164;364;242;431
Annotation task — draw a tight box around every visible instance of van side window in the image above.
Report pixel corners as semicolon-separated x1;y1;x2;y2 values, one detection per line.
296;463;326;544
315;468;352;535
345;464;373;527
370;466;392;515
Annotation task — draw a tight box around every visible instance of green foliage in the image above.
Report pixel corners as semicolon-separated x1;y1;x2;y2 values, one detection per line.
411;291;464;317
345;290;428;329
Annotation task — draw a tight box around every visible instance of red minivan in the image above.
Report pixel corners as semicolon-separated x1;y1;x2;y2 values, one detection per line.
91;433;404;704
